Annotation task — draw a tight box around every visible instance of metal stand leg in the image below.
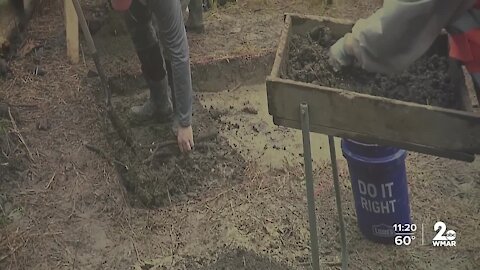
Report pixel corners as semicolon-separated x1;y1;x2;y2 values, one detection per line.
300;103;320;270
328;136;348;270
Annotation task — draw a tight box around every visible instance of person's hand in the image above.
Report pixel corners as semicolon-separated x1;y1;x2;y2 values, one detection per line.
328;33;355;71
177;125;194;153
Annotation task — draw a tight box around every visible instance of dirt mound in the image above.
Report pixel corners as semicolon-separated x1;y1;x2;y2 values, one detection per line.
285;26;459;109
196;249;292;270
97;79;246;208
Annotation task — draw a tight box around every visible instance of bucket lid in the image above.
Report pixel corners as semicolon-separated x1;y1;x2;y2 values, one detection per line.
341;139;404;159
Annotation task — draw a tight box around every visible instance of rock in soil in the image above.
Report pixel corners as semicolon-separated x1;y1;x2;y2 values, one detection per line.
242;106;258;115
285;26;459;109
87;69;98;78
36;118;51;131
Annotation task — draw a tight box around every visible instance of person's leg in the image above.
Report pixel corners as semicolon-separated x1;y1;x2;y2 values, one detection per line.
471;73;480;102
124;0;173;122
149;0;194;136
152;18;177;114
186;0;204;33
178;0;190;26
165;60;176;111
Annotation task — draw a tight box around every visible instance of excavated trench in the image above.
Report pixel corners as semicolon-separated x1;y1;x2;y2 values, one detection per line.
88;11;345;210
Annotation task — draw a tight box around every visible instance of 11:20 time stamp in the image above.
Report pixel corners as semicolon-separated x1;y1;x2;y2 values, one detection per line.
393;223;418;246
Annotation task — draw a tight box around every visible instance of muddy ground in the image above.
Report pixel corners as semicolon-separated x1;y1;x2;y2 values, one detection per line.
198;83;343;171
1;1;479;270
286;27;459;109
103;78;246;208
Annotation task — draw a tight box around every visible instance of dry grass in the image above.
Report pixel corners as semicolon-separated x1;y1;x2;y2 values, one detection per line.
1;1;478;270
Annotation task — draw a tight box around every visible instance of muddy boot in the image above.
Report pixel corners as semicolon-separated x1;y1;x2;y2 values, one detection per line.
129;78;174;123
186;0;204;33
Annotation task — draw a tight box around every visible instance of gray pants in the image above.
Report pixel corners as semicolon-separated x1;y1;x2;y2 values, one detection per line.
124;0;166;81
180;0;203;27
124;0;201;60
124;0;193;127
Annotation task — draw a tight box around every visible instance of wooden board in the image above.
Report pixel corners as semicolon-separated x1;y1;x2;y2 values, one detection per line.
274;117;475;162
266;14;480;161
0;2;16;48
267;78;480;160
65;0;79;63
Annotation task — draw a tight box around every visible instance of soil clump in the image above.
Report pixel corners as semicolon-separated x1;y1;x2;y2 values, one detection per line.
104;96;246;208
285;26;459;109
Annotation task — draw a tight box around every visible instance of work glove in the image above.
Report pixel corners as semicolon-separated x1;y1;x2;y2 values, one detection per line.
328;33;355;72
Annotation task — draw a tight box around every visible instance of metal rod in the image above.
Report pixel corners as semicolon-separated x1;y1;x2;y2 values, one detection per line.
71;0;112;107
300;103;320;270
328;135;348;270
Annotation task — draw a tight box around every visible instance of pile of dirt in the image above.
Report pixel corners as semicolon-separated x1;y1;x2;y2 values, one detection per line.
196;249;292;270
100;91;246;208
80;0;249;209
285;26;459;109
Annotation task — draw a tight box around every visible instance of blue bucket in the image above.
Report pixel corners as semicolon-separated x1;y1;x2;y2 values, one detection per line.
341;139;411;244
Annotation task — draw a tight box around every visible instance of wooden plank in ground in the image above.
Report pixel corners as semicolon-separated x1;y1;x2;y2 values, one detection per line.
0;2;16;49
273;118;475;162
64;0;79;63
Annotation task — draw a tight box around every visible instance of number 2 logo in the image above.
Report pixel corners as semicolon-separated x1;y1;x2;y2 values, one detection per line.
433;221;456;241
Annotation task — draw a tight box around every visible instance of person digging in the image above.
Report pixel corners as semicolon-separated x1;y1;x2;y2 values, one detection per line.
111;0;195;153
329;0;480;93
